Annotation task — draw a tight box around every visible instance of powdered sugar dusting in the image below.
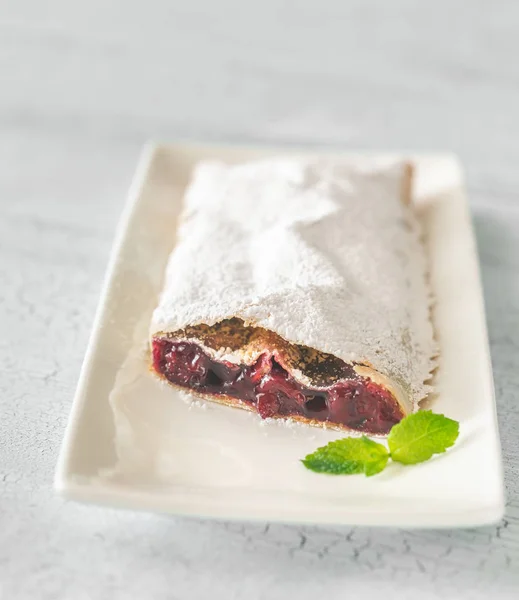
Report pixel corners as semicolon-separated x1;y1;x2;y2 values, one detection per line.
177;390;208;410
151;157;436;408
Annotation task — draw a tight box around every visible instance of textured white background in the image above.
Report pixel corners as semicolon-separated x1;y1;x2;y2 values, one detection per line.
1;1;519;598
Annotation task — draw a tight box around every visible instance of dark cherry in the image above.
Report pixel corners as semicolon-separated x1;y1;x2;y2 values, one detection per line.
152;338;403;434
256;393;280;418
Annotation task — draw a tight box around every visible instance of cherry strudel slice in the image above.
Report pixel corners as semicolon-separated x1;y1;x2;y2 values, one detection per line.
150;158;436;435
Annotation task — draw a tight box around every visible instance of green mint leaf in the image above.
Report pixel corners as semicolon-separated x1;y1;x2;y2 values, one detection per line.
387;410;459;465
302;436;389;477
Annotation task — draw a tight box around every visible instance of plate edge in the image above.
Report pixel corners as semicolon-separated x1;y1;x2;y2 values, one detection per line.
54;142;160;491
54;143;506;528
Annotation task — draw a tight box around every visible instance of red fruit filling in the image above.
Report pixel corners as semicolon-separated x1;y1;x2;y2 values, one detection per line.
152;338;403;434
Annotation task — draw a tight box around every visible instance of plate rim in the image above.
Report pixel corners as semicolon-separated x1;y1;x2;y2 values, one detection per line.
54;141;505;528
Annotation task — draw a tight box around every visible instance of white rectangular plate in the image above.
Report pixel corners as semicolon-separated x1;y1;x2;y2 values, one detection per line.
55;142;505;528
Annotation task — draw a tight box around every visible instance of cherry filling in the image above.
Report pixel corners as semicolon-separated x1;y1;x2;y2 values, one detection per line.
152;338;403;434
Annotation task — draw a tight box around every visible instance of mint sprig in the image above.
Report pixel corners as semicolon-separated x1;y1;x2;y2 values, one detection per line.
302;436;389;477
301;411;459;476
388;410;459;465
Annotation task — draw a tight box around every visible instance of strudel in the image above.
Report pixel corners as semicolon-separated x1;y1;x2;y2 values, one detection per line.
150;157;435;434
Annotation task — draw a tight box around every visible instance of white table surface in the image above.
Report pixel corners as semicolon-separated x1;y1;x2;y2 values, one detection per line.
1;1;519;598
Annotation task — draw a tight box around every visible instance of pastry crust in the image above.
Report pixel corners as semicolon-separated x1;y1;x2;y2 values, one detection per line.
151;157;436;429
